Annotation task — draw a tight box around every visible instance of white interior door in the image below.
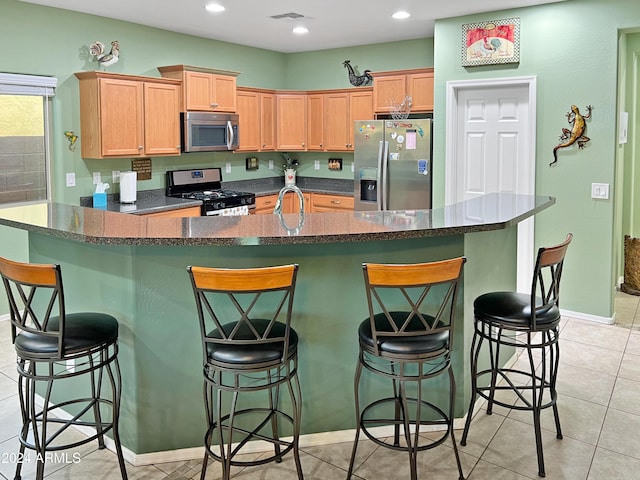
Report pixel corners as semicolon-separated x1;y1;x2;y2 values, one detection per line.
446;76;537;292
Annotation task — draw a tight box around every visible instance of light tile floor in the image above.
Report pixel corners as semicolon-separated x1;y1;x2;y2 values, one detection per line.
1;292;640;479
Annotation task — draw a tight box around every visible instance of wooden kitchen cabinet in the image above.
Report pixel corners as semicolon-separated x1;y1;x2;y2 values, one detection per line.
254;192;311;214
236;89;260;152
324;89;373;151
277;93;307;150
158;64;239;113
140;206;201;218
307;93;324;151
260;92;276;150
75;71;181;159
310;193;354;212
236;88;277;152
254;195;278;214
371;68;434;114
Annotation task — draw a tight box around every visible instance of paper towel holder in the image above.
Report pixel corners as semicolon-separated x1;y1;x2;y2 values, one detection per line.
120;171;137;204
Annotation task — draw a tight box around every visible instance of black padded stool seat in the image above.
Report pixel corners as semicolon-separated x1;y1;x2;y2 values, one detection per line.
207;319;298;365
14;312;118;357
461;234;572;478
474;292;561;329
347;258;467;480
188;264;304;480
0;256;128;480
358;312;449;356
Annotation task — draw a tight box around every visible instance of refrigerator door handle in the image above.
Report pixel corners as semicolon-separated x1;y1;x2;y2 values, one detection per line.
380;140;389;210
376;140;384;210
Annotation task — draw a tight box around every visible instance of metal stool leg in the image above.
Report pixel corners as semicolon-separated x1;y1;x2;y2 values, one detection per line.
461;326;482;446
347;357;364;479
286;369;304;479
448;367;465;480
106;356;128;480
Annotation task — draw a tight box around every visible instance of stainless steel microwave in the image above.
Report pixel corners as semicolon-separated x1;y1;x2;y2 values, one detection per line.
181;112;239;152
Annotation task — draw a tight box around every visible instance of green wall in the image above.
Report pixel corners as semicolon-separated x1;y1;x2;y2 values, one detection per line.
434;0;640;318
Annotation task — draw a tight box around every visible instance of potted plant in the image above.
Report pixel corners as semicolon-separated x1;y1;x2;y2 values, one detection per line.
282;153;299;186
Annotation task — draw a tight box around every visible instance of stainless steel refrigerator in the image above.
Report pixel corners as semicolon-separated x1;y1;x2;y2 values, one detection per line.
354;119;432;211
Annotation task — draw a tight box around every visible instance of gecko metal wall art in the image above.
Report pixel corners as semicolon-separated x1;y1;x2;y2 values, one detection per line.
550;104;593;166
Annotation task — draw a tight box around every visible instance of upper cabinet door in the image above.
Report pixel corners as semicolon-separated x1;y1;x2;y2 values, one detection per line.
407;71;434;112
372;74;406;113
184;71;215;111
323;92;350;151
277;94;307;151
260;92;276;151
236;89;261;152
143;82;181;156
98;78;144;157
307;93;324;151
212;75;237;112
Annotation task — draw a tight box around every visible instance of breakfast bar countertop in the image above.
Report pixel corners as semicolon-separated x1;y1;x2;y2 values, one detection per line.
0;193;555;246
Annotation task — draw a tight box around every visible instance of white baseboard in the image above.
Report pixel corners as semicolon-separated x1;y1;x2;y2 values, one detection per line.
561;308;615;325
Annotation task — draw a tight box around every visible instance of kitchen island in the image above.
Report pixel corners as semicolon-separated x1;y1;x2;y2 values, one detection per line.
0;193;554;463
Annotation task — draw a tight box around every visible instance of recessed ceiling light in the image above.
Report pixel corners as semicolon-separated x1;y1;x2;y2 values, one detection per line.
292;26;309;35
205;3;225;13
392;11;410;20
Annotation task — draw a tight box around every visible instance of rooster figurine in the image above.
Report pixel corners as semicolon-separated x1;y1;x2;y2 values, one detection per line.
343;60;372;87
89;40;120;69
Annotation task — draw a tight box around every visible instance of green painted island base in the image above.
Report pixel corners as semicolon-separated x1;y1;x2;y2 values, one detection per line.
28;226;517;461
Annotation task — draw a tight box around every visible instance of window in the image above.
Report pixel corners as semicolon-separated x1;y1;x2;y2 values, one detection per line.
0;73;56;205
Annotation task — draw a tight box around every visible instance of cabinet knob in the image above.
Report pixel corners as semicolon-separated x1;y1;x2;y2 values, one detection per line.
138;146;143;150
210;102;219;108
331;200;341;205
302;143;305;147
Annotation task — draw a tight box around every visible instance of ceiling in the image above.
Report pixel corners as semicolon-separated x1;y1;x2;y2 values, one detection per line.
21;0;565;53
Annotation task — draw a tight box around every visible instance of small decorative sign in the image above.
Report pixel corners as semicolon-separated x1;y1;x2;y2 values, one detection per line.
461;17;520;67
328;158;342;171
131;158;152;180
246;157;259;170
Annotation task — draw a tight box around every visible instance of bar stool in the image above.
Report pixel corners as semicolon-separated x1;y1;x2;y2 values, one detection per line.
347;258;467;480
461;233;572;478
187;264;303;480
0;256;128;480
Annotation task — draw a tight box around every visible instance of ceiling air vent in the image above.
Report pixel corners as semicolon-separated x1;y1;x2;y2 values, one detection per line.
270;12;305;20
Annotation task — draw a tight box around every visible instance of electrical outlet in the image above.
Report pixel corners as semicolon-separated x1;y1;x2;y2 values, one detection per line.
269;160;274;170
226;162;231;174
314;160;320;170
66;172;75;187
93;172;101;184
112;170;120;183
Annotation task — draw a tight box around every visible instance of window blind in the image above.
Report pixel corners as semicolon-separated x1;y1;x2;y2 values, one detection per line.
0;73;57;97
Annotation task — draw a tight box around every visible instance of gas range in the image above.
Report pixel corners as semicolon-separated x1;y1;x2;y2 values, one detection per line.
166;168;255;216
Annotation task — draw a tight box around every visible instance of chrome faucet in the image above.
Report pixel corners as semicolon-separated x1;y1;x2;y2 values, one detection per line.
273;185;305;215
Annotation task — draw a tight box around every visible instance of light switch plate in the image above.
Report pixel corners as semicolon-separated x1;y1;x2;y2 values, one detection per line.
314;160;320;170
591;183;609;199
92;172;101;184
225;162;231;173
66;172;75;187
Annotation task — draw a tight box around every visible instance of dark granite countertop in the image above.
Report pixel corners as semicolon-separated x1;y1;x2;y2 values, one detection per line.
79;176;354;215
0;193;555;246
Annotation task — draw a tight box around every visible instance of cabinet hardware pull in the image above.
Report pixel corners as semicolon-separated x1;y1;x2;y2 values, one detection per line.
210;102;219;108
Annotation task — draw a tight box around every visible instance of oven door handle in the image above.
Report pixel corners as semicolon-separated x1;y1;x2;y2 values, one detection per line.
227;120;234;150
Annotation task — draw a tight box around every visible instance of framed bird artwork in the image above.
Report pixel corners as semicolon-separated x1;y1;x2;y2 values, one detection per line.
461;18;520;67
